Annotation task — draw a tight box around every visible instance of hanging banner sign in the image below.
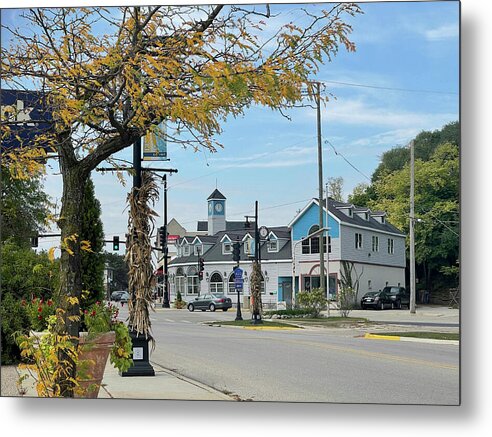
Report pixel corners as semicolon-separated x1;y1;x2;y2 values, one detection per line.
1;89;53;152
143;121;168;161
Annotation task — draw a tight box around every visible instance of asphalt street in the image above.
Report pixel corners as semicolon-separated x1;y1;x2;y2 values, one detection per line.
115;305;460;404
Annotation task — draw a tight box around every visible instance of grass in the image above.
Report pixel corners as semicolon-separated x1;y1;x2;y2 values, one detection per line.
207;319;301;328
286;316;370;327
371;332;459;341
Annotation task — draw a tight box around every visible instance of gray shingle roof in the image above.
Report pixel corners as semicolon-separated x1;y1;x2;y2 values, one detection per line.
326;199;404;235
169;226;291;265
207;189;226;200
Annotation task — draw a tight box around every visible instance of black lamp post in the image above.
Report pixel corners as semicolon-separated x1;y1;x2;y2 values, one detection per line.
122;136;155;377
162;174;170;308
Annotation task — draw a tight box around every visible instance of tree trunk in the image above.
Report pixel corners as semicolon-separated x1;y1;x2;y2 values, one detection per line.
55;152;89;396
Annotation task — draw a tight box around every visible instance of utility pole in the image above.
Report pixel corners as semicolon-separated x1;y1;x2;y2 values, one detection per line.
409;140;416;314
316;82;325;295
162;174;170;308
325;183;330;316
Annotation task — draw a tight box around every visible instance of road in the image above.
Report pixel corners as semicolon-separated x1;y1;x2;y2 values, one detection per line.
118;305;460;404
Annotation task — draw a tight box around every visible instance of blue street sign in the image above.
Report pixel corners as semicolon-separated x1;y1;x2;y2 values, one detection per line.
234;277;244;290
1;89;53;151
234;268;243;279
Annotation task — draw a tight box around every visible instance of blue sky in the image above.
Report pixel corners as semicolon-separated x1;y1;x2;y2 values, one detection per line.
1;1;460;254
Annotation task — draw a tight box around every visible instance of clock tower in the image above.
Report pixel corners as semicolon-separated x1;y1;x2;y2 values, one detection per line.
207;189;226;236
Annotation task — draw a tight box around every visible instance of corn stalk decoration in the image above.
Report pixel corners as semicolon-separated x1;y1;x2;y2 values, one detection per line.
250;261;263;321
125;172;159;344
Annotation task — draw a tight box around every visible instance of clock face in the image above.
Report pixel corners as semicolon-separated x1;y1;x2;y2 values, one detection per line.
215;202;223;213
259;226;269;238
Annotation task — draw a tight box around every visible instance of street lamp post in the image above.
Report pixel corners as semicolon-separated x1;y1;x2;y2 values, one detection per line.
162;174;170;308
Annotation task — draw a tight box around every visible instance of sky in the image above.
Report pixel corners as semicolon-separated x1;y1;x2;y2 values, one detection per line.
1;1;460;255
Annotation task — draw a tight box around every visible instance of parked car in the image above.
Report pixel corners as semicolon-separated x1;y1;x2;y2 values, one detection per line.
360;286;409;310
382;286;410;309
111;290;125;301
112;291;130;303
187;294;232;312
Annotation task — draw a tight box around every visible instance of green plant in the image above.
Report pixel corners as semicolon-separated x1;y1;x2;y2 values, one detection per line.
1;293;29;364
173;290;186;309
337;286;357;317
296;289;327;318
24;297;57;332
16;315;81;397
83;301;133;373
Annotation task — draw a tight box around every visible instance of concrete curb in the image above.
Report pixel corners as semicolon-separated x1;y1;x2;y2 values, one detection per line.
364;333;459;345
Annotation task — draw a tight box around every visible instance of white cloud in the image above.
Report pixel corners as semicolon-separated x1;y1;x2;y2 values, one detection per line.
424;24;459;41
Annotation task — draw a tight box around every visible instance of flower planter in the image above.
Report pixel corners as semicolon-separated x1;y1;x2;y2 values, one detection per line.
76;331;115;398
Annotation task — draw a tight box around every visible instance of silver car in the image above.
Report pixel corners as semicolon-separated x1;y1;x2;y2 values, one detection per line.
187;294;232;312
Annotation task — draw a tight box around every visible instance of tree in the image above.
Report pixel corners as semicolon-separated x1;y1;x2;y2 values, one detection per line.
2;4;361;395
103;252;128;291
347;182;376;207
371;142;459;290
0;167;51;247
80;176;105;308
327;176;344;202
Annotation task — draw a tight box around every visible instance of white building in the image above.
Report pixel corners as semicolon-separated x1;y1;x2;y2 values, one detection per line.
167;191;406;308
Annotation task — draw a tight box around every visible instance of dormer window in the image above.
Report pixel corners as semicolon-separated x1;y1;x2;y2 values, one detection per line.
267;239;278;253
223;241;232;254
183;245;190;256
348;208;353;217
221;235;232;254
365;212;369;220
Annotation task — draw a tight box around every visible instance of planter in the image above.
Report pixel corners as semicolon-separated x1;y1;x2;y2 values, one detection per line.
76;331;115;398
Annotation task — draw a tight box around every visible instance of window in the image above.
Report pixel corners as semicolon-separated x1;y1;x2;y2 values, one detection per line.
368;280;372;290
348;208;353;217
175;268;185;295
187;267;198;295
183;245;190;256
372;236;379;252
388;238;394;254
267;239;278;252
209;272;224;294
355;233;363;249
222;242;232;254
228;273;236;294
365;212;369;220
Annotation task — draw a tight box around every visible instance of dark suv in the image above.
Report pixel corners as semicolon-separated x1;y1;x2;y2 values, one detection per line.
360;286;409;310
382;286;410;309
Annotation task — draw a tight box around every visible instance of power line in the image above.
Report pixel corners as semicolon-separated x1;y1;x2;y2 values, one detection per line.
323;138;371;182
318;79;458;96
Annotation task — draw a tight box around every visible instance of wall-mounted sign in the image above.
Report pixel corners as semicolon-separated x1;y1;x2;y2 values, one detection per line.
1;89;53;152
143;121;167;161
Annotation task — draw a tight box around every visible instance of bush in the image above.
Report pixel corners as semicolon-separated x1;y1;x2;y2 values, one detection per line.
337;286;357;317
296;289;328;318
1;292;29;364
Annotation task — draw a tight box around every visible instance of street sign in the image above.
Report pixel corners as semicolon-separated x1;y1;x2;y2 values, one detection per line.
234;277;244;290
1;89;53;151
234;268;243;279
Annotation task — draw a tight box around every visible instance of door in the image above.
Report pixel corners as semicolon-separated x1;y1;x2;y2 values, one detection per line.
281;282;293;309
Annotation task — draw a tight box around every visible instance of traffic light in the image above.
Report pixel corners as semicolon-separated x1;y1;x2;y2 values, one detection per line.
199;257;204;272
232;242;240;262
30;235;38;248
112;236;119;251
159;226;166;248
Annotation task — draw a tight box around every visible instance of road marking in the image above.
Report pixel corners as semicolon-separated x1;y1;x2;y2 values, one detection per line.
181;320;192;324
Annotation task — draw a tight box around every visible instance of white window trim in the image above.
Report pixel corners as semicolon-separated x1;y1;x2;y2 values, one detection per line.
372;235;379;252
222;242;232;255
355;233;363;250
183;245;190;256
267;239;278;253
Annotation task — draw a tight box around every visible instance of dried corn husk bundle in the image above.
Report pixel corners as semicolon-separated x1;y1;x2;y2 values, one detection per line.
125;172;159;345
250;261;263;317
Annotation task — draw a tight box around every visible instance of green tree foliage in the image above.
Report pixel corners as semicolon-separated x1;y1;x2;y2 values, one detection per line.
348;182;377;207
371;141;459;290
80;177;105;308
0;167;51;247
372;122;459;182
103;252;129;292
0;240;60;362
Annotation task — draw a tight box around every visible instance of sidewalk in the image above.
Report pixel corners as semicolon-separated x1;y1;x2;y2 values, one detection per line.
2;361;232;401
